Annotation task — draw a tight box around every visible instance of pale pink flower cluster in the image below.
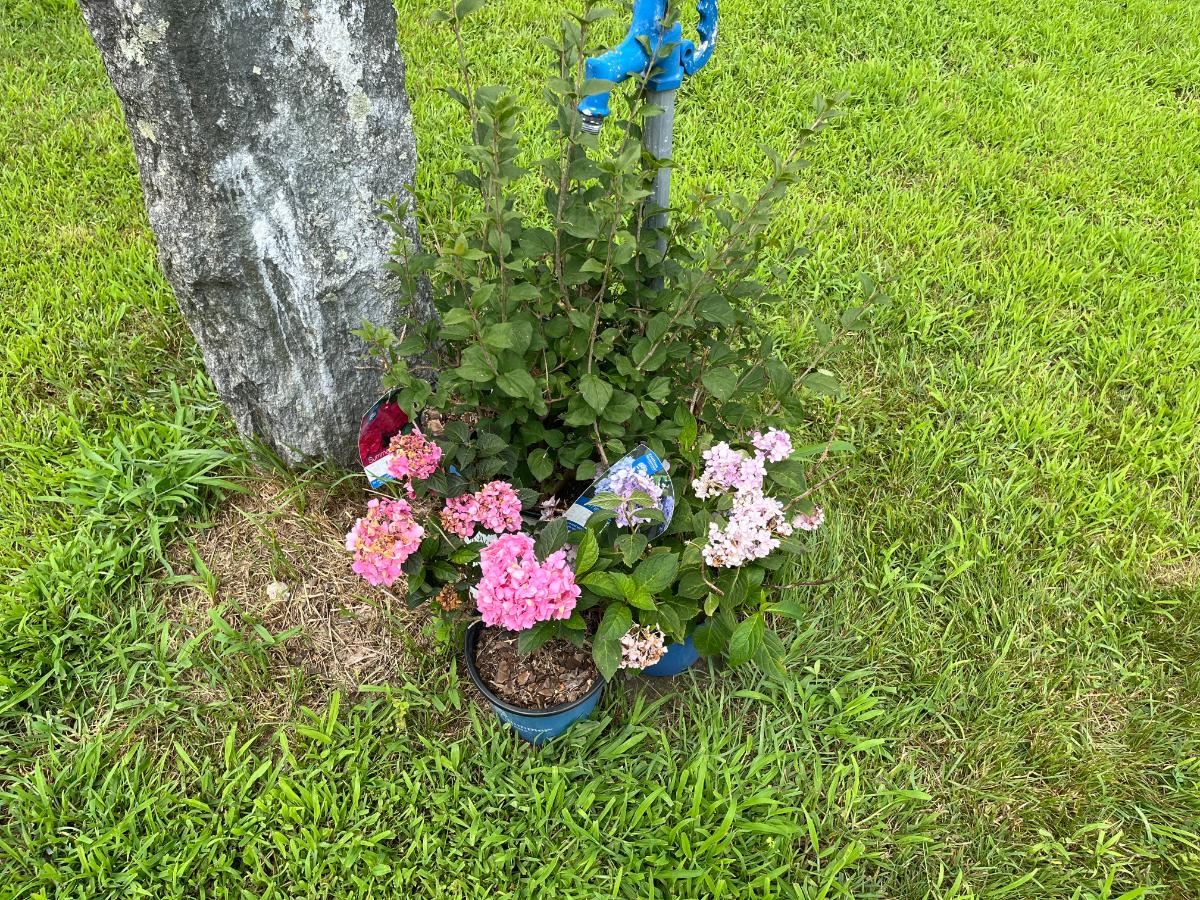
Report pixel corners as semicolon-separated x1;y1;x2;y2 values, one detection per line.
386;429;442;495
345;498;424;587
703;490;793;568
792;506;826;532
751;427;794;463
691;442;765;498
693;428;822;568
438;481;522;541
475;533;580;631
619;625;668;670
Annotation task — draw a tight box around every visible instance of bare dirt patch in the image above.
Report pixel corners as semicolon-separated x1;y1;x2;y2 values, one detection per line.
163;474;438;712
1147;556;1200;590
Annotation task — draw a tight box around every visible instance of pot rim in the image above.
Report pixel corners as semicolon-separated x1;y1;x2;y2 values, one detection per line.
464;620;605;717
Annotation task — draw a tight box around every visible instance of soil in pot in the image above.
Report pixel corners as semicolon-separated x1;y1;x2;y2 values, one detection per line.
474;627;598;709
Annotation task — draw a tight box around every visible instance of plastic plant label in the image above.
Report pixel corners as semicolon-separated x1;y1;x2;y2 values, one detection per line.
565;443;675;540
358;391;411;488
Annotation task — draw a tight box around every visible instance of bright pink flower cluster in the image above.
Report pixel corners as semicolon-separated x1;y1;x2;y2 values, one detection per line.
439;480;522;540
474;481;523;533
750;427;794;463
386;429;442;494
691;442;765;498
439;493;480;539
475;533;581;631
345;498;424;587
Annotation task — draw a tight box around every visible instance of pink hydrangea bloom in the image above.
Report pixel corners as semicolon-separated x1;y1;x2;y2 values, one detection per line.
386;429;442;494
440;493;480;539
702;490;793;568
750;427;793;463
792;506;825;532
345;498;424;587
691;442;765;499
474;481;523;533
619;625;668;670
475;533;581;631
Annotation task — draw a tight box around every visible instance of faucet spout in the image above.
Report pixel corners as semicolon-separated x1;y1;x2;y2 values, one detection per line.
577;0;718;132
577;0;668;125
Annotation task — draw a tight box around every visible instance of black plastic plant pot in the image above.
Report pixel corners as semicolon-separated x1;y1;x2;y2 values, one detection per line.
464;621;605;745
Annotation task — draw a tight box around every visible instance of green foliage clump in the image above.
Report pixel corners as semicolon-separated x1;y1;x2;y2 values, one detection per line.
360;1;883;675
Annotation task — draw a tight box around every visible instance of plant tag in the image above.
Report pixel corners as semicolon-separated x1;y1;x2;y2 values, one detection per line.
565;443;675;540
358;391;411;488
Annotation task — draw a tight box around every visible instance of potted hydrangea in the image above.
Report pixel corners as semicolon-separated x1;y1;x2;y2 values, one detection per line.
344;4;882;742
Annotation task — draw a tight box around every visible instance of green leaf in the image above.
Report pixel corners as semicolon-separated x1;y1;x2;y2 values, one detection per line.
691;620;727;656
727;614;765;667
696;295;736;327
625;584;656;611
615;532;648;567
802;371;839;396
528;448;554;482
634;551;679;594
455;0;486;17
593;603;632;680
563;396;597;426
766;599;807;620
765;358;793;396
474;431;507;456
674;404;698;453
579;374;613;413
535;518;569;561
481;322;515;350
455;345;495;382
575;529;599;575
518;622;555;655
497;368;538;400
442;308;473;327
580;572;625;600
701;367;738;402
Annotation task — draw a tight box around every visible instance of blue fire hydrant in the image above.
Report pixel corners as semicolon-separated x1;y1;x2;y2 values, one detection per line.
579;0;718;253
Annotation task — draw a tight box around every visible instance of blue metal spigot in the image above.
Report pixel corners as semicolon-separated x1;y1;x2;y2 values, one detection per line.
578;1;718;266
578;0;718;133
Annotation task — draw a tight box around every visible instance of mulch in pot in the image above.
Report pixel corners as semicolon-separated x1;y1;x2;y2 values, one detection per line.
474;626;598;709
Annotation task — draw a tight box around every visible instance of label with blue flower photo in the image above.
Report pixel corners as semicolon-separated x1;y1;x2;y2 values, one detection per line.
565;444;675;540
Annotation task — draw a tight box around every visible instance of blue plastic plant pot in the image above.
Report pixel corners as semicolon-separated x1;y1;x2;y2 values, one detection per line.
641;635;699;677
464;621;605;745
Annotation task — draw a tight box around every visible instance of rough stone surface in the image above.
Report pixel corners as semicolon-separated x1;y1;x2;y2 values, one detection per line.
79;0;428;465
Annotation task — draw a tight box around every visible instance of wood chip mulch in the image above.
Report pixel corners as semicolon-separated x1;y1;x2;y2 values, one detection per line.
474;627;598;709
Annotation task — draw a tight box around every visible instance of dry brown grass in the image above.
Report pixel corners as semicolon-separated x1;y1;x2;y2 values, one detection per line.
163;473;440;717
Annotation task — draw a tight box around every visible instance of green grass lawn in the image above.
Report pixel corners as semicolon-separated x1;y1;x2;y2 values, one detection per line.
3;0;1200;895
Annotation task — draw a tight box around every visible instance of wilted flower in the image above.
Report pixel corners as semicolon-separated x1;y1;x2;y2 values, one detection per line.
539;496;564;521
435;582;463;612
792;506;825;532
619;625;668;670
346;498;424;587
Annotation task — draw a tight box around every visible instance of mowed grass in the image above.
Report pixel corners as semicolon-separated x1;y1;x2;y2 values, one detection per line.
2;0;1200;895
